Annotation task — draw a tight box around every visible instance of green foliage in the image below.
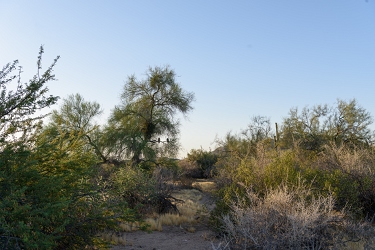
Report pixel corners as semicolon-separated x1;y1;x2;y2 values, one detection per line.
111;162;179;216
263;151;301;189
0;47;62;249
210;149;308;231
156;157;180;176
0;49;136;249
211;100;375;238
112;164;153;209
104;66;195;164
0;120;137;249
280;99;374;151
243;115;273;143
48;93;106;162
209;183;247;231
312;144;375;218
187;149;218;178
0;145;63;249
0;46;60;146
331;99;374;147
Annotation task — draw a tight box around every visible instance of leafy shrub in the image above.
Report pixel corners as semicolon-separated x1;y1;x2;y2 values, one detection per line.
314;143;375;218
186;149;218;178
0;48;139;249
0;133;137;249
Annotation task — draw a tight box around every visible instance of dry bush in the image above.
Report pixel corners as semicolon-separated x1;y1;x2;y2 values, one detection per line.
179;158;206;179
98;231;127;246
218;184;371;250
318;143;375;178
151;166;182;214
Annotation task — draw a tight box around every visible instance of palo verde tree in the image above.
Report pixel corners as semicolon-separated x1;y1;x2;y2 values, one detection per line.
47;93;107;162
105;66;195;165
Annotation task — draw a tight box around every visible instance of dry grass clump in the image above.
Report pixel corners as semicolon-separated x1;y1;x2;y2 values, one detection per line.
119;221;142;232
176;188;202;198
216;184;372;250
98;231;127;246
192;180;217;193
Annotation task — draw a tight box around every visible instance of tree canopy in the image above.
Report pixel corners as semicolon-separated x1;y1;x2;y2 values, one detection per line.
280;99;374;150
105;66;195;165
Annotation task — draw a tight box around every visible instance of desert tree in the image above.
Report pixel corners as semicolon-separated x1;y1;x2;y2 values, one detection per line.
280;99;374;151
280;104;330;150
104;66;195;165
242;115;273;143
328;99;374;147
46;93;107;162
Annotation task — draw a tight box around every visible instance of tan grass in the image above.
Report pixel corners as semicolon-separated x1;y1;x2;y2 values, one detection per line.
186;226;196;233
173;188;202;202
117;234;127;245
119;221;141;232
145;217;162;231
192;181;217;192
98;232;112;242
98;231;127;246
342;240;364;250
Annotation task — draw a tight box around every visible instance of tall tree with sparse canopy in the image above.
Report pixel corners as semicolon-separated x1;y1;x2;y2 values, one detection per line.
105;66;195;165
47;93;107;162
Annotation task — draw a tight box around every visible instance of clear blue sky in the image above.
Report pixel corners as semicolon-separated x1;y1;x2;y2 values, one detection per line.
1;1;374;157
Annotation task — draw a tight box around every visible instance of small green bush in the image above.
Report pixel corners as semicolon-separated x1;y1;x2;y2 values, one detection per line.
312;144;375;218
186;149;218;178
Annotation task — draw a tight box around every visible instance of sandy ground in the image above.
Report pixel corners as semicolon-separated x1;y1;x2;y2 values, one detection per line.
111;181;221;250
111;224;219;250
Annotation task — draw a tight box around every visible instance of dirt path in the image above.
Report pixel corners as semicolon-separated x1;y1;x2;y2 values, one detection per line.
111;224;217;250
111;181;221;250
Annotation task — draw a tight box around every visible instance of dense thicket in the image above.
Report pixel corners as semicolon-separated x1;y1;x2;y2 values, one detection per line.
0;53;194;249
0;49;137;249
209;101;375;249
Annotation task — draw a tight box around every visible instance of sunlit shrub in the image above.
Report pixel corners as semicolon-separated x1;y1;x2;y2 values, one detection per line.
186;148;218;178
313;144;375;218
219;184;371;250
